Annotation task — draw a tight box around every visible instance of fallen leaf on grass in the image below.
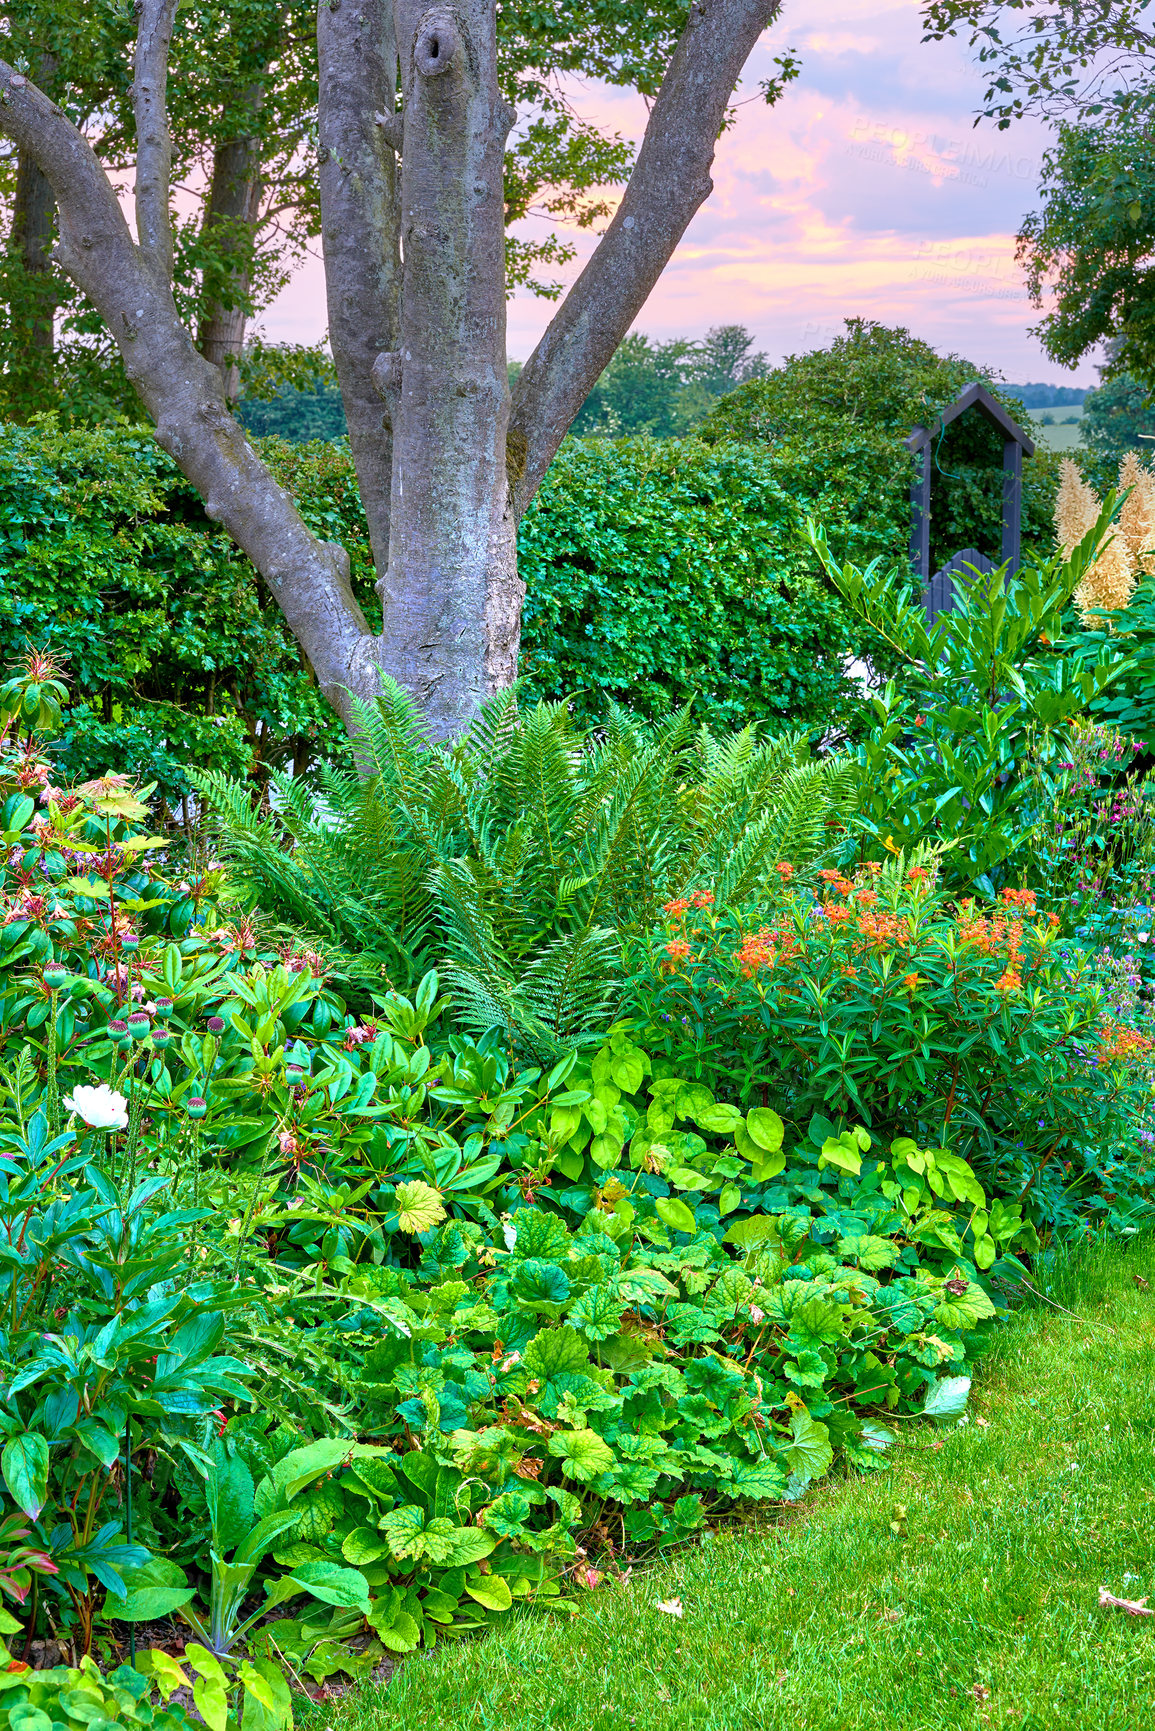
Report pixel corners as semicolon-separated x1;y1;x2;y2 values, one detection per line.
970;1684;991;1701
1133;1275;1149;1291
657;1598;684;1618
1099;1586;1153;1616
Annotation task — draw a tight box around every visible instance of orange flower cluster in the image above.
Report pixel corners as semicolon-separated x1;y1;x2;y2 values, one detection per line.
994;968;1023;994
736;927;776;977
957;908;1025;970
855;910;911;949
775;862;795;882
663;897;690;919
818;869;855;895
1095;1018;1155;1063
662;938;692;971
1000;887;1037;912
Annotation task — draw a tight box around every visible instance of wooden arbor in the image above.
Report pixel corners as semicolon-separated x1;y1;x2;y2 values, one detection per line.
905;381;1036;621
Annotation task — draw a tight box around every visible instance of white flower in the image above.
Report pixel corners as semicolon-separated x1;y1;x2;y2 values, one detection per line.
503;1220;517;1251
64;1084;128;1130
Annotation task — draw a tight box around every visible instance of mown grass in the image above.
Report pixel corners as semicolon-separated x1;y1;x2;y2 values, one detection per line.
304;1236;1155;1731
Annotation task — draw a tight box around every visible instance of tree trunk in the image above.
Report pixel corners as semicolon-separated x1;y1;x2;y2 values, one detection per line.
317;0;400;585
374;0;518;736
198;127;265;400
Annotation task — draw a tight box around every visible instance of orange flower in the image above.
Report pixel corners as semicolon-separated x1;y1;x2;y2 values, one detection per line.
818;870;854;895
1095;1018;1155;1062
841;964;858;978
1000;887;1037;912
690;889;715;909
775;861;795;881
902;971;920;992
1047;912;1060;928
735;927;776;977
662;938;692;971
907;866;930;884
862;861;883;875
854;888;879;908
662;897;690;919
825;905;853;926
994;968;1022;994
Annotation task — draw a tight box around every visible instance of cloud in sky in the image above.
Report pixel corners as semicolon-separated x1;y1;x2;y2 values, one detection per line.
260;0;1096;384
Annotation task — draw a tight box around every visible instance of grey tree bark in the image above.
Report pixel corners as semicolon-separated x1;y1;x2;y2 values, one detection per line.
0;0;783;738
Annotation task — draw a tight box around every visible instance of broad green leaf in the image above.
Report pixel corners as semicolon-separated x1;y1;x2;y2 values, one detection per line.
524;1324;589;1379
511;1258;571;1308
818;1135;862;1176
114;1558;195;1622
696;1102;743;1134
186;1647;228;1731
655;1196;696;1235
745;1108;784;1153
922;1375;971;1421
288;1560;370;1611
782;1410;833;1485
342;1526;389;1565
2;1433;48;1519
136;1648;190;1701
569;1283;625;1342
547;1428;615;1482
464;1572;513;1612
675;1082;715;1122
722;1213;780;1249
718;1183;741;1217
395;1180;446;1235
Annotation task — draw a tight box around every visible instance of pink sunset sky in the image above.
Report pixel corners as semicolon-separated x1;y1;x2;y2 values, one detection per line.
262;0;1095;385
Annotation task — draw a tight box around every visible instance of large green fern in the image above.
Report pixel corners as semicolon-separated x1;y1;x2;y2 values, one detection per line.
194;683;851;1052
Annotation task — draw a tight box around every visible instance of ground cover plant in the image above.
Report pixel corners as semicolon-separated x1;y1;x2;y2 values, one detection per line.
297;1231;1155;1731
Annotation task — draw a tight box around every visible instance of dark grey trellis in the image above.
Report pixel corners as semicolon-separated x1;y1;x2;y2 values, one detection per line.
905;380;1036;622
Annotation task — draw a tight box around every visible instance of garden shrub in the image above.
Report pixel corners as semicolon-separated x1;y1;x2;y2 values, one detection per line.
0;425;375;809
0;701;1019;1677
628;861;1154;1240
809;513;1122;891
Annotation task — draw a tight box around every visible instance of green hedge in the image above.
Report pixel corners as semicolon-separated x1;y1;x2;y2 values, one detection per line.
1;363;1062;795
0;424;374;807
518;436;886;734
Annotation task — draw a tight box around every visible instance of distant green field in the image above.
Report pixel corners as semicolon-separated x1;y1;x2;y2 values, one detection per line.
1027;405;1084;454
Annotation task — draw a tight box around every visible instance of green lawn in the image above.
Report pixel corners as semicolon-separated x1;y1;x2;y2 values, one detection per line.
304;1237;1155;1731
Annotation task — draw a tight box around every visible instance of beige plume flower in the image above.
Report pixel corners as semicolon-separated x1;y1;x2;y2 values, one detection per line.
1118;451;1155;577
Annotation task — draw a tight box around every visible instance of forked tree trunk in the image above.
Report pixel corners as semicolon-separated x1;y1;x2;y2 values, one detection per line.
0;0;782;739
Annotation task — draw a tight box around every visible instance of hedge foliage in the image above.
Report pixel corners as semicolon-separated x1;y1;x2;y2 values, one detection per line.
0;326;1068;792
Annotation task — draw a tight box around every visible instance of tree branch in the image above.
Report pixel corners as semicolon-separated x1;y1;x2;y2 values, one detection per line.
0;59;376;722
508;0;781;517
317;0;401;579
133;0;178;280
